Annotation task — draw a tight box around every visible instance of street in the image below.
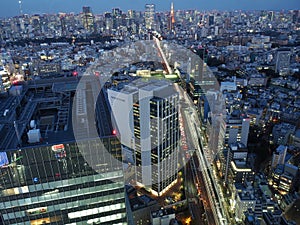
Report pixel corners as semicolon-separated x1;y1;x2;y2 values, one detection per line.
176;83;228;225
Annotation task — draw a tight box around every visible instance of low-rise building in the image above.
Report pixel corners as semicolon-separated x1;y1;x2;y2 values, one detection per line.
151;208;176;225
235;190;257;221
272;123;296;145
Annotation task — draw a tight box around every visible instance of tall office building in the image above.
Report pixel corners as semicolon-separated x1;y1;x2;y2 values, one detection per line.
275;49;291;76
59;14;67;36
209;15;214;26
112;8;122;17
0;76;127;224
82;6;95;33
292;10;299;23
268;11;274;22
145;4;155;30
108;79;179;196
127;10;136;19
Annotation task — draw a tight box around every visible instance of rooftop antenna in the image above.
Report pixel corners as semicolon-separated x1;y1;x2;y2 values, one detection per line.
18;0;23;15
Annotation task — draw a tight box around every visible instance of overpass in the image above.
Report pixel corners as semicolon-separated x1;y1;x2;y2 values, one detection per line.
153;36;173;75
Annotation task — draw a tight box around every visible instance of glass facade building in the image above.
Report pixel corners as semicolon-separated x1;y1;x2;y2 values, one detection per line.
108;79;179;196
0;138;127;225
0;75;127;225
149;95;179;194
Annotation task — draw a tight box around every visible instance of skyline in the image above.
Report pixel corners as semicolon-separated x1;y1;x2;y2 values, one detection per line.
0;2;299;224
1;0;299;17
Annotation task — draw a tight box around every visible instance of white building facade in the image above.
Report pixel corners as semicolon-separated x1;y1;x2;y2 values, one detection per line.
108;79;179;196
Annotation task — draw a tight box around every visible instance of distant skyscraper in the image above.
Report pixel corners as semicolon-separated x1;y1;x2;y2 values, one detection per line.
112;8;122;17
59;13;67;36
82;6;95;33
127;10;136;19
108;79;179;196
31;15;41;33
275;49;291;76
145;4;155;29
268;11;274;22
224;17;231;29
209;15;214;26
292;10;299;23
104;12;113;31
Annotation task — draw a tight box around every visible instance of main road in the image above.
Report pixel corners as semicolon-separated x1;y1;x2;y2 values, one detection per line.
179;99;206;225
153;35;228;225
175;83;228;225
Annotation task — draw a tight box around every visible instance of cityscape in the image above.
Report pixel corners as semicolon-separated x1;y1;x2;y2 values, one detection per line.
0;1;299;225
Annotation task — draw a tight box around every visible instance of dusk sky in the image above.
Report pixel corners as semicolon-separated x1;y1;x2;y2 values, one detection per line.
1;0;299;17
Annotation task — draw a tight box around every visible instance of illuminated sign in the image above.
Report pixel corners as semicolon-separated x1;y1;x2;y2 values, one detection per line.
52;144;66;160
51;144;64;152
0;152;9;167
26;207;47;216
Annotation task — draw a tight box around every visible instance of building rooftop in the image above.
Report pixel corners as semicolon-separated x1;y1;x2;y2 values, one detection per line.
0;75;116;151
294;129;300;138
276;145;287;154
130;194;156;211
0;76;124;201
151;208;175;218
111;77;177;99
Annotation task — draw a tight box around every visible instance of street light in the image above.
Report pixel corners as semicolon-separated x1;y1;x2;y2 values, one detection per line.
185;216;192;225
